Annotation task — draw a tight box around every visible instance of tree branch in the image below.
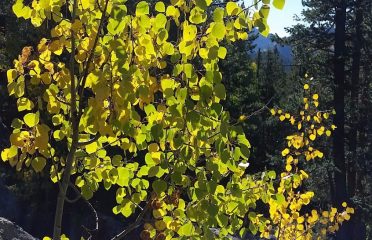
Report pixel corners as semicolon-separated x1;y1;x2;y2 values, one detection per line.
77;133;100;147
53;0;79;238
110;201;151;240
77;0;110;118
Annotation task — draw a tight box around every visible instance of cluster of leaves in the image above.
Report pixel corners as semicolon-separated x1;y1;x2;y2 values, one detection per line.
267;82;354;239
0;0;354;239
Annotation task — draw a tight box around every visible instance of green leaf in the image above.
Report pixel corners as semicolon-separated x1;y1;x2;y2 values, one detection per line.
144;104;156;115
212;22;226;39
218;47;227;59
152;179;167;194
53;130;65;141
82;185;93;199
214;83;226;99
275;193;286;204
240;145;250;159
195;0;212;10
190;7;206;24
23;112;39;128
213;8;224;22
155;16;167;30
183;64;194;78
151;124;163;141
155;1;165;12
260;5;270;18
117;167;130;187
31;157;46;172
178;221;194;236
267;171;276;179
136;1;149;16
17;98;34;111
273;0;285;10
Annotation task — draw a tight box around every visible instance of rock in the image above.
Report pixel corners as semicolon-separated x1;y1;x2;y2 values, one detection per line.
0;217;38;240
0;177;21;222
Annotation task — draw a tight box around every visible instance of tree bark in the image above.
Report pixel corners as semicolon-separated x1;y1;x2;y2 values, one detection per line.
348;1;366;239
333;0;350;239
53;0;79;238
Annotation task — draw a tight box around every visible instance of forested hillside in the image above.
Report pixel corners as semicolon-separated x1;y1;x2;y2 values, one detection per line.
0;0;370;239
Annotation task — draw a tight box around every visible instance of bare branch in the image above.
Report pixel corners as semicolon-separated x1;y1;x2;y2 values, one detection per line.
110;201;151;240
77;133;100;147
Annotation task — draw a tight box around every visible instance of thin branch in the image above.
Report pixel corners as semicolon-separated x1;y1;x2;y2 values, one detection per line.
68;182;99;239
77;133;100;146
110;201;151;240
236;96;274;124
78;0;110;118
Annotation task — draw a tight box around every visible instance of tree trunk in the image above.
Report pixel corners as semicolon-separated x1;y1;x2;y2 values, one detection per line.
348;1;366;239
348;0;362;199
53;0;79;238
332;0;350;239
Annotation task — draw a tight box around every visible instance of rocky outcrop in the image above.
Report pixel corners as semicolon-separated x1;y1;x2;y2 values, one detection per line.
0;217;38;240
0;177;21;222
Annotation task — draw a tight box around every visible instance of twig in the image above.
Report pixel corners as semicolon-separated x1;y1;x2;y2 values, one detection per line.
78;0;110;118
68;182;99;239
77;133;100;146
110;201;151;240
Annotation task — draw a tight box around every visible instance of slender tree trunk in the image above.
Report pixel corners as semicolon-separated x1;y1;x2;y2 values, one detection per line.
348;0;362;199
348;1;366;239
53;0;79;238
333;0;351;239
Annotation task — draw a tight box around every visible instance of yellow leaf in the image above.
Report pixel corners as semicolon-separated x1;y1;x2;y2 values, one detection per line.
226;2;238;15
148;143;159;152
86;142;98;154
136;1;149;16
317;127;325;136
238;115;247;121
309;134;316;141
297;216;304;223
273;0;285;10
281;148;290;156
1;148;10;161
24;112;39;128
285;164;292;172
7;69;17;83
17;97;34;111
183;23;197;41
212;22;226;39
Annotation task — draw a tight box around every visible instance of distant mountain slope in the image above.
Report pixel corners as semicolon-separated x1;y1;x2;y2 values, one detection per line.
250;30;293;68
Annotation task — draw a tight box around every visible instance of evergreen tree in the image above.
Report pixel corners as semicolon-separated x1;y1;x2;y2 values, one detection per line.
287;0;372;238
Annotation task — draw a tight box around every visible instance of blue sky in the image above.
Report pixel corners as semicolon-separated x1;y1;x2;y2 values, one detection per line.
266;1;304;36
